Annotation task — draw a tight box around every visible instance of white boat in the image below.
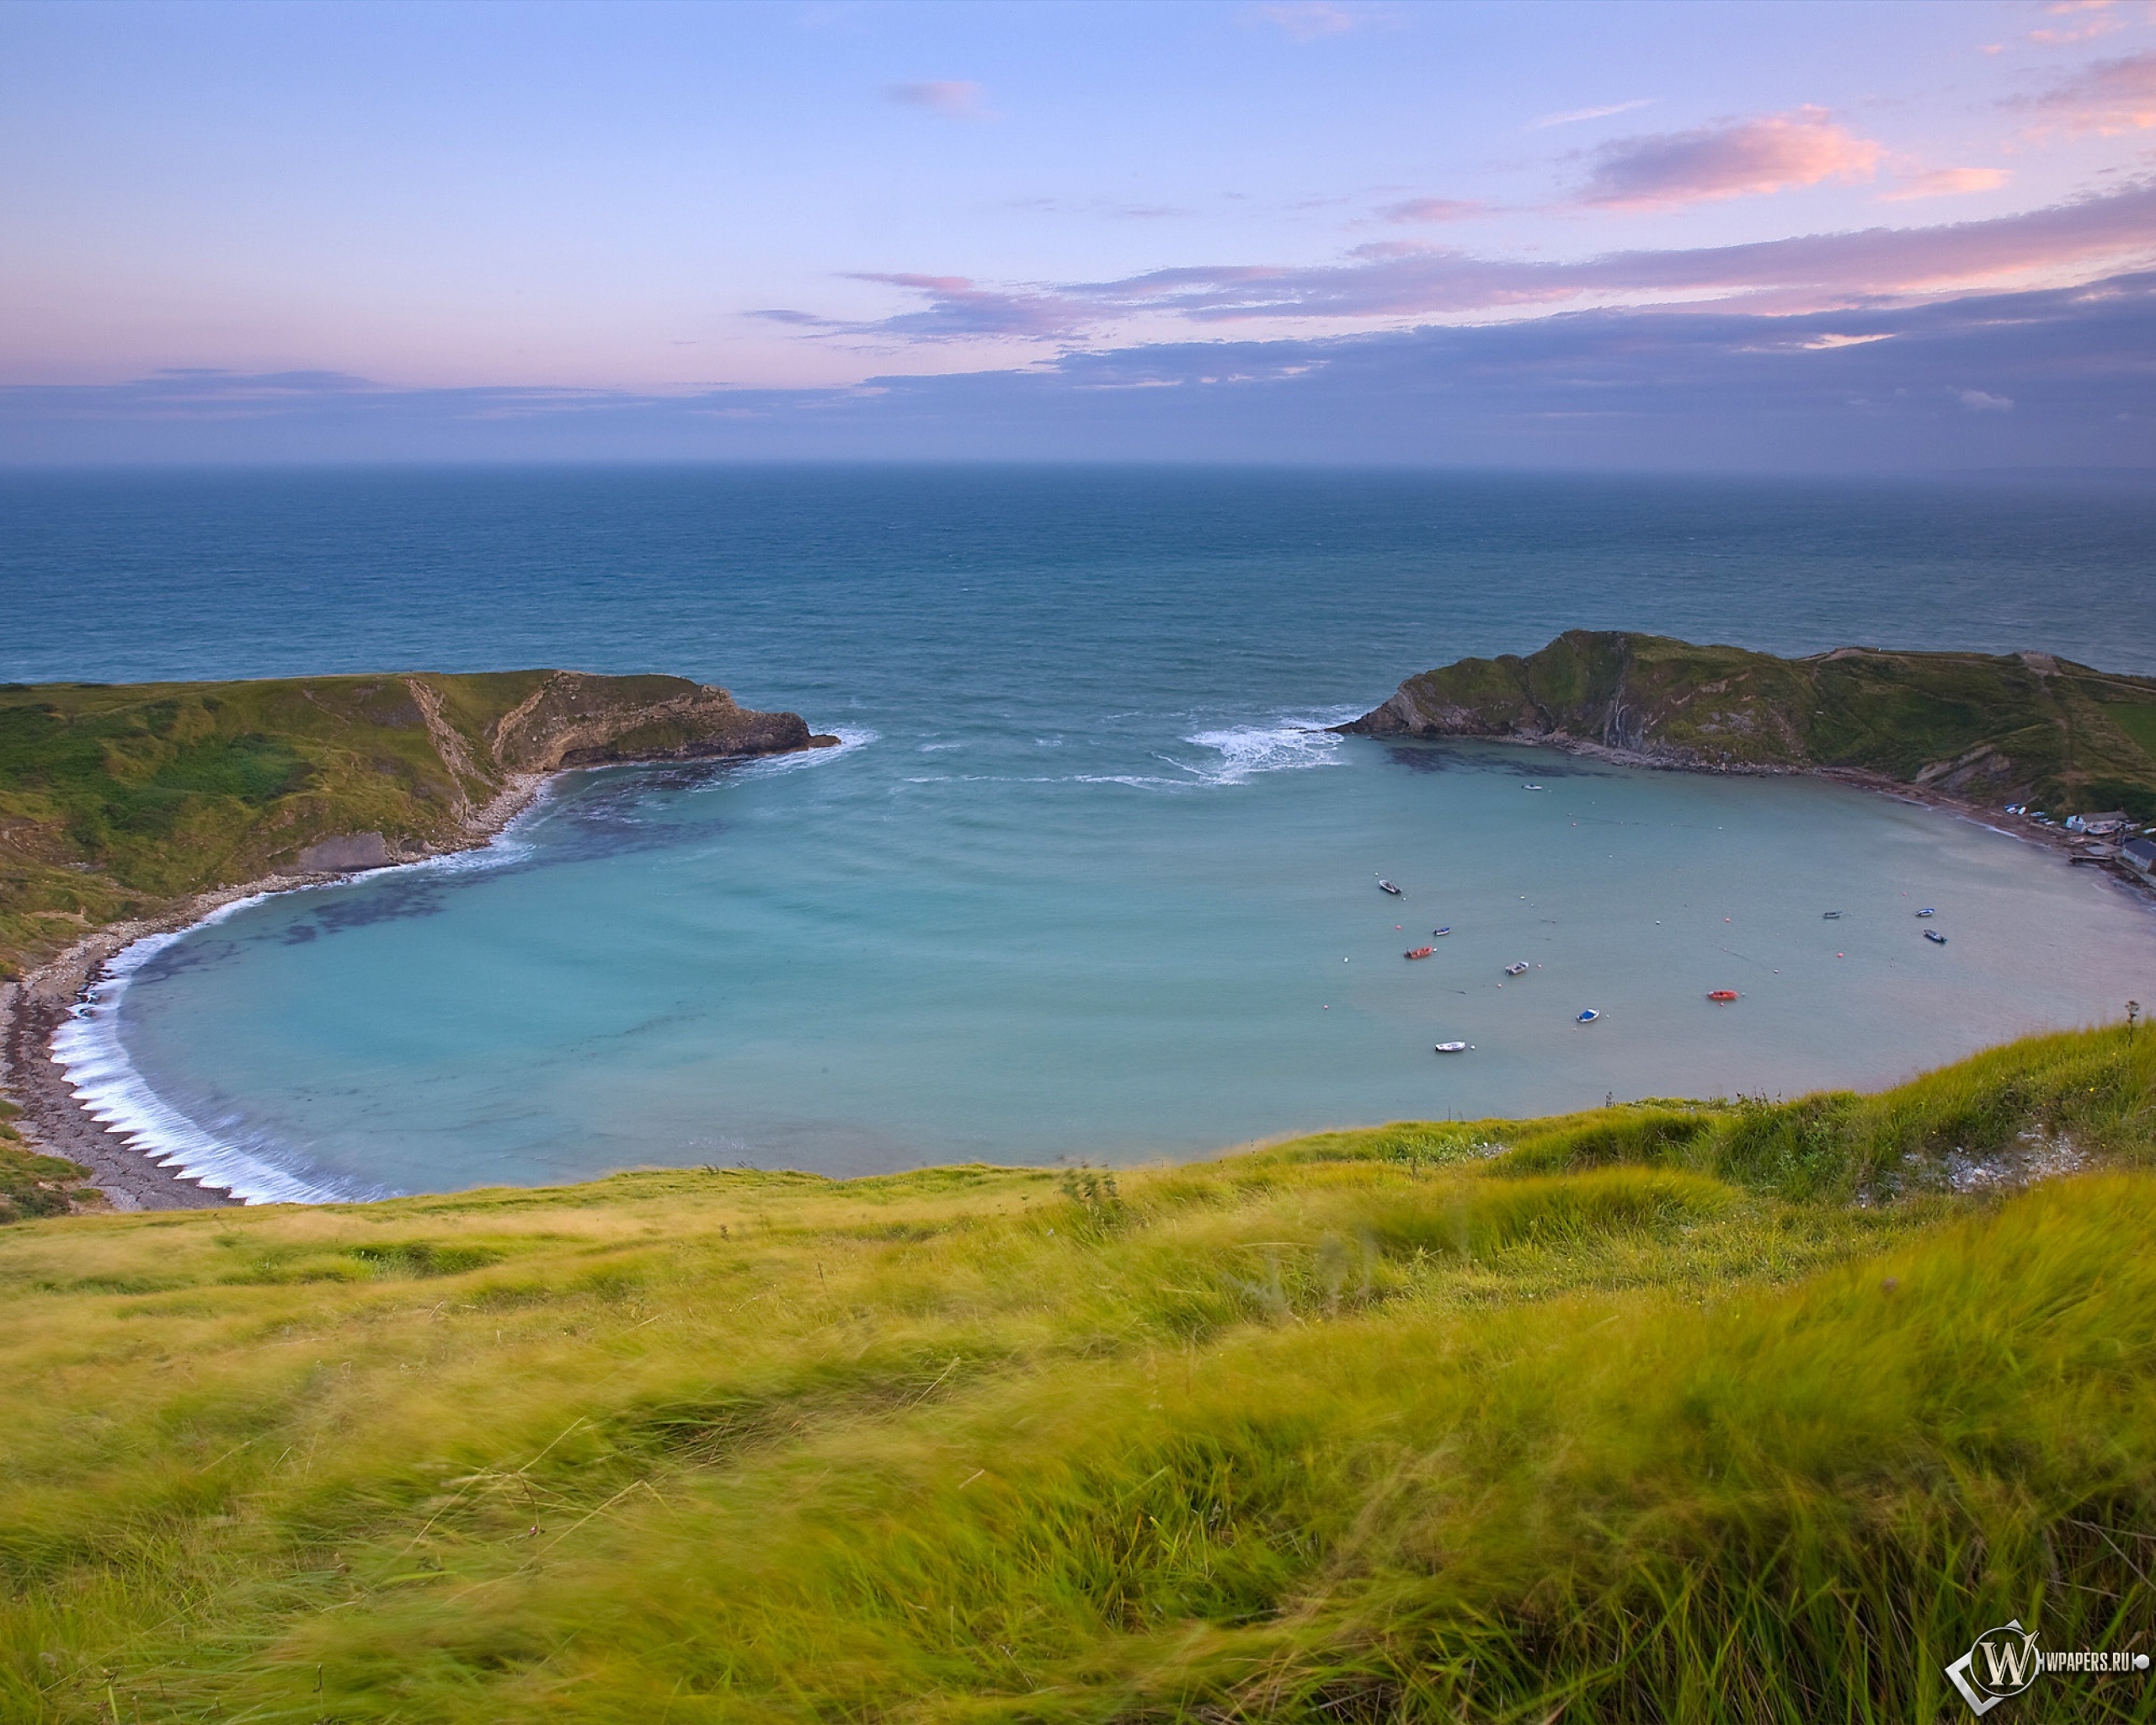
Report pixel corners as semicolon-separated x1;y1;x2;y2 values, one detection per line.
1504;961;1529;976
1376;878;1403;896
1433;1041;1470;1054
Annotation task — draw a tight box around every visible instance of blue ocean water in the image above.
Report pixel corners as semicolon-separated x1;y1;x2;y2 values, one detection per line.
7;467;2154;1198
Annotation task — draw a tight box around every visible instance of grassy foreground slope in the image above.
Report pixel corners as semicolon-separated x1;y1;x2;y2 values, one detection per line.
1348;630;2156;820
3;1026;2153;1722
0;671;824;979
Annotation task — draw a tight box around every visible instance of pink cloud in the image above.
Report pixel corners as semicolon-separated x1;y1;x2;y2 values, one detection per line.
1580;108;1884;209
2027;0;2121;45
763;182;2156;344
884;81;989;120
2020;51;2156;135
1879;167;2011;201
1376;197;1485;224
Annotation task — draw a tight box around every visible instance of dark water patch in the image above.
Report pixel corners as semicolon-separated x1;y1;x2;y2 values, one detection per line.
1381;743;1606;779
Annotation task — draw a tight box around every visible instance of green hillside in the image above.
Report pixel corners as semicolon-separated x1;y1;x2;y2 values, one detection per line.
2;1024;2152;1722
1349;630;2156;820
0;671;824;978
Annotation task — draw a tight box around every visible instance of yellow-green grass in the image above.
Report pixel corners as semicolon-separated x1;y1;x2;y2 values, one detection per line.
2;1026;2153;1722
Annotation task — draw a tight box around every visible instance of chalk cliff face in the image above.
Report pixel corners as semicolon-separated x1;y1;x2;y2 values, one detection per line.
0;670;834;976
1344;630;2156;819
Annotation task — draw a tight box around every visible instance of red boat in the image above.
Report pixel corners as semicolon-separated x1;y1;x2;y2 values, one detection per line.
1404;946;1434;960
1707;989;1740;1002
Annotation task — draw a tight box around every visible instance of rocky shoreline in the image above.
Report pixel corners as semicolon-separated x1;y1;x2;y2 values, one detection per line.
2;747;841;1210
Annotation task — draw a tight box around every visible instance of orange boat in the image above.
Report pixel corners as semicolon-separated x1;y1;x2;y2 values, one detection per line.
1707;989;1740;1002
1404;946;1434;960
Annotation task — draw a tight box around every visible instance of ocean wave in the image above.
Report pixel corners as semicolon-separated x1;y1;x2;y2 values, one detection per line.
1176;709;1362;786
695;725;879;788
50;912;350;1205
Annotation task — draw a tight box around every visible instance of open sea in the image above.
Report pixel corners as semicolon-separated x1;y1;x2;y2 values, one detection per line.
5;466;2154;1200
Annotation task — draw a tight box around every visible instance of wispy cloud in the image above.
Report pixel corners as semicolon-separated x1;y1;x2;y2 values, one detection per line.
1528;99;1654;131
783;179;2156;341
1880;167;2011;201
1247;3;1370;41
761;273;1089;343
1579;107;1883;209
12;275;2151;471
2027;0;2121;47
884;80;990;120
1375;197;1485;224
2018;50;2156;136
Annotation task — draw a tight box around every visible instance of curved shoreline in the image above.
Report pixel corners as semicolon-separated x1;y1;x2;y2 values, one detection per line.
0;767;552;1209
8;732;2148;1212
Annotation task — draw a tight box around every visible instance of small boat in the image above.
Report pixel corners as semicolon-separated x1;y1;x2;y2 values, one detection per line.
1577;1008;1599;1023
1524;783;1545;792
1433;1041;1470;1054
1431;926;1451;937
1924;929;1948;945
1376;878;1403;896
1504;962;1529;976
1822;911;1844;921
1917;907;1935;917
1707;989;1739;1002
1404;946;1434;960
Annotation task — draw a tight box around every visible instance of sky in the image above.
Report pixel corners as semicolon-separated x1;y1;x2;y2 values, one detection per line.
3;0;2154;467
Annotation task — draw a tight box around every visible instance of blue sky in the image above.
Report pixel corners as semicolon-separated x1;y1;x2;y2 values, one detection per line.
3;0;2153;464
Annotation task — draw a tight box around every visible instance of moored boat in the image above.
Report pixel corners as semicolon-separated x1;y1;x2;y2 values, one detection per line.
1504;961;1529;976
1404;946;1434;960
1433;1041;1470;1054
1431;926;1451;937
1577;1008;1599;1023
1376;878;1403;896
1924;929;1948;945
1707;989;1739;1002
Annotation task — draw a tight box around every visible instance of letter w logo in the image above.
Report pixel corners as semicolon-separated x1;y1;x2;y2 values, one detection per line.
1946;1621;2041;1716
1980;1637;2034;1690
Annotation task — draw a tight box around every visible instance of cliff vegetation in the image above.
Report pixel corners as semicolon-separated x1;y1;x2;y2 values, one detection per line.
1349;629;2156;819
0;1023;2151;1721
0;670;827;979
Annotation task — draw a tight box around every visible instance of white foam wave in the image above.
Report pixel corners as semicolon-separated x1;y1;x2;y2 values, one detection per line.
1177;709;1362;786
51;909;346;1205
693;725;878;788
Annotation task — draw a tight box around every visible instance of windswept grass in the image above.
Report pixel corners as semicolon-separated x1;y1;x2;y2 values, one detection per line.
0;1025;2153;1720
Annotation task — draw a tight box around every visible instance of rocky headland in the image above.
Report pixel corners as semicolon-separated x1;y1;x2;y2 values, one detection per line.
0;669;835;1208
1342;630;2156;841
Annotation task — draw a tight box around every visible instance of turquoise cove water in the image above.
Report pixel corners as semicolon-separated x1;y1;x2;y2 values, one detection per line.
7;467;2153;1198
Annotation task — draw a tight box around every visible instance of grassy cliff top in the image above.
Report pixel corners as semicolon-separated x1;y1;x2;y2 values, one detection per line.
1353;630;2156;820
1;1023;2152;1720
0;670;820;979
